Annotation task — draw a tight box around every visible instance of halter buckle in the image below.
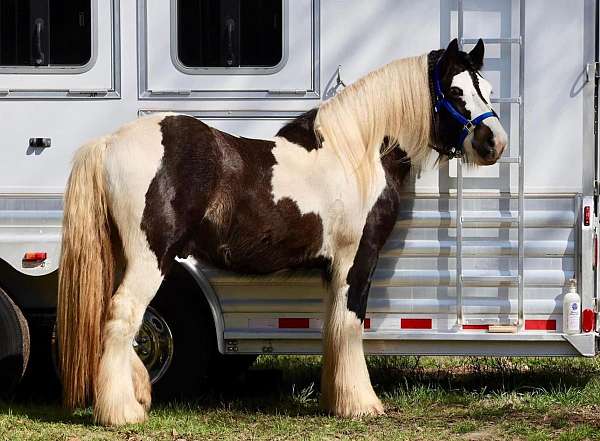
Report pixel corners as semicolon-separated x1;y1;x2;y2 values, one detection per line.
464;121;475;133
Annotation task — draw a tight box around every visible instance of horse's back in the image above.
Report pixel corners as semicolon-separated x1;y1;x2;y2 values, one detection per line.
98;112;330;276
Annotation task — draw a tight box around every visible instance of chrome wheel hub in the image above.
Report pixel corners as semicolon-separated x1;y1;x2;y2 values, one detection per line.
134;306;174;384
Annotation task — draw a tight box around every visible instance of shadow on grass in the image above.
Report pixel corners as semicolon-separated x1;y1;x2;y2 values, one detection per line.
0;400;94;426
367;356;600;396
5;355;600;421
154;355;600;417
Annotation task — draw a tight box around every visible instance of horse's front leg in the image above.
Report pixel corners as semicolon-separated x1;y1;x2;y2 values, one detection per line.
321;242;383;417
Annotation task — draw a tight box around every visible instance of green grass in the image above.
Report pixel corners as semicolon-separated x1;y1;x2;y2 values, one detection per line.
4;356;600;440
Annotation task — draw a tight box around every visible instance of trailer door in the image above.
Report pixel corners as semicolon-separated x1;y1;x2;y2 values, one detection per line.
0;0;119;98
139;0;318;99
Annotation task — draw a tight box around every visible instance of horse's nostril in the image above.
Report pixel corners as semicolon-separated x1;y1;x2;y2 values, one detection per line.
486;137;495;149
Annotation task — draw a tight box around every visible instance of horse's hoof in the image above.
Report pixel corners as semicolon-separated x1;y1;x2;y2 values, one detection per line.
323;396;385;418
94;400;147;426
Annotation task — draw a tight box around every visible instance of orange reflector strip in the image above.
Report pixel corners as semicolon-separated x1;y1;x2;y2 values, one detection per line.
22;252;47;262
525;319;556;331
463;324;490;330
401;318;432;329
278;318;309;329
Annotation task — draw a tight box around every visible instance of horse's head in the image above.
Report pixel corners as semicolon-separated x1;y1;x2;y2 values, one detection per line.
432;39;507;165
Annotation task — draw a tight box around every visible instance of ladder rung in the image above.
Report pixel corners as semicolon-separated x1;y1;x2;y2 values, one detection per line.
461;37;522;45
491;97;521;104
497;156;521;164
461;215;519;226
461;275;521;285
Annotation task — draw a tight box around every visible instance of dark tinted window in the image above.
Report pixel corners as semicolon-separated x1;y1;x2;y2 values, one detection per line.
177;0;283;68
0;0;91;67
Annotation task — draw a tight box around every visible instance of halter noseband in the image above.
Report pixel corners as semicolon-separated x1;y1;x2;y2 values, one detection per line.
432;60;496;159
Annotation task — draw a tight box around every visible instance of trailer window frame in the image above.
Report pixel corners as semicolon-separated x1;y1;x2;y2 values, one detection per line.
0;0;98;75
170;0;289;76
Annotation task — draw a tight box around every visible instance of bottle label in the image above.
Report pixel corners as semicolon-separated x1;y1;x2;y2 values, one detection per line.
567;302;580;331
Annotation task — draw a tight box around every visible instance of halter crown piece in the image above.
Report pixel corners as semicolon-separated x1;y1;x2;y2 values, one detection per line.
432;60;496;159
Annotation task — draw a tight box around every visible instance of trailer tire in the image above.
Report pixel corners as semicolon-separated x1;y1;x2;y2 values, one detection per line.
0;287;30;397
149;264;256;400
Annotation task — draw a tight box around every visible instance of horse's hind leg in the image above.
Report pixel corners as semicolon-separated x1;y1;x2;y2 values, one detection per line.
321;244;383;417
131;345;152;411
94;239;163;426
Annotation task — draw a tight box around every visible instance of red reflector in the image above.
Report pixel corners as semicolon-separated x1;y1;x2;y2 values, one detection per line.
363;318;371;329
22;252;47;262
584;206;591;226
278;318;309;329
463;324;489;330
525;319;556;331
401;318;432;329
582;309;595;333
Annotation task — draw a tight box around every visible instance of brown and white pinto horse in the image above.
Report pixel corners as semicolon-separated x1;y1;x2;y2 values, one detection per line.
57;39;507;425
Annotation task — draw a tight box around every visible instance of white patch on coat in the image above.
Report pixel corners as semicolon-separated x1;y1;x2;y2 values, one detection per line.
269;136;387;259
451;71;508;156
95;113;171;425
269;135;387;416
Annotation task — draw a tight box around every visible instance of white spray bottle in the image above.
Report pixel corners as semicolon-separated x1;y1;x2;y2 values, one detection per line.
563;278;581;335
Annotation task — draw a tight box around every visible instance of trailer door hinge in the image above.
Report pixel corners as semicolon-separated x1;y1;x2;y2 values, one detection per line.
267;89;308;96
147;89;191;96
586;62;600;83
67;89;108;97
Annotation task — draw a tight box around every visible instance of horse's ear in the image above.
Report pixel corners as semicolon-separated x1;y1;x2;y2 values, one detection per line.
469;38;485;70
439;38;460;76
445;39;459;58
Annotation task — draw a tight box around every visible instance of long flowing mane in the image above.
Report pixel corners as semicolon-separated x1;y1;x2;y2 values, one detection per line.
314;55;432;201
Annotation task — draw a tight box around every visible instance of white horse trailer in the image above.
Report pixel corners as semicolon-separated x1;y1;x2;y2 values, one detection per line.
0;0;598;395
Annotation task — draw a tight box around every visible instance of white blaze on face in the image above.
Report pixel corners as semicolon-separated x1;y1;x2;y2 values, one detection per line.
450;71;508;157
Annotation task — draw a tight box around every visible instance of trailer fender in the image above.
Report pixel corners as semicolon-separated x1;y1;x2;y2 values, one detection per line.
175;257;225;354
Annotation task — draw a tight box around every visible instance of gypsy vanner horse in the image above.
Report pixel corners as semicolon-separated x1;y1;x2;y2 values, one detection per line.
57;39;507;425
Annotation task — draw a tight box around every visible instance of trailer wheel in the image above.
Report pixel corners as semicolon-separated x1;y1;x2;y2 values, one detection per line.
0;287;30;397
51;264;255;399
149;264;256;399
134;306;174;385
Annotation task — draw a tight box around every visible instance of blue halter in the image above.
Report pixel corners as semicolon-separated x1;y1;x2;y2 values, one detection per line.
433;61;496;158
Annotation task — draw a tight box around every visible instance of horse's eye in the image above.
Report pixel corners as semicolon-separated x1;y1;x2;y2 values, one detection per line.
449;87;462;97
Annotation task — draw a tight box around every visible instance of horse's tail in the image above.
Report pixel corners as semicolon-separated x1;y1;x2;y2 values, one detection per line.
57;137;115;409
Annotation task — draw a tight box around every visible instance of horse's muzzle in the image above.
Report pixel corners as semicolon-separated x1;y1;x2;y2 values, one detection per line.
472;131;507;165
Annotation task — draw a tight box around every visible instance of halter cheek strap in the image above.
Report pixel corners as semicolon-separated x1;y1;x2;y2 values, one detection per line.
433;62;496;158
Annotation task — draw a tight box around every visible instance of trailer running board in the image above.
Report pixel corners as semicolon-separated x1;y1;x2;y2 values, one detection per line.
223;333;598;357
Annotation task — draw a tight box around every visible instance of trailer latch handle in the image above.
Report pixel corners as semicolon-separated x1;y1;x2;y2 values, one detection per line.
29;138;51;148
34;18;45;66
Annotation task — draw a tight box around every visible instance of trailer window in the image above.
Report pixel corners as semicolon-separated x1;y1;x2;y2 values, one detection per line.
0;0;92;67
176;0;283;69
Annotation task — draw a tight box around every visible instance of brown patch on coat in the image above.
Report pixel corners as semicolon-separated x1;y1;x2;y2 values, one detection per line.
276;108;321;151
141;115;327;275
346;146;412;320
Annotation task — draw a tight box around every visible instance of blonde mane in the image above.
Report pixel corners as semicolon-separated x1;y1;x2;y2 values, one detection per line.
314;54;432;202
